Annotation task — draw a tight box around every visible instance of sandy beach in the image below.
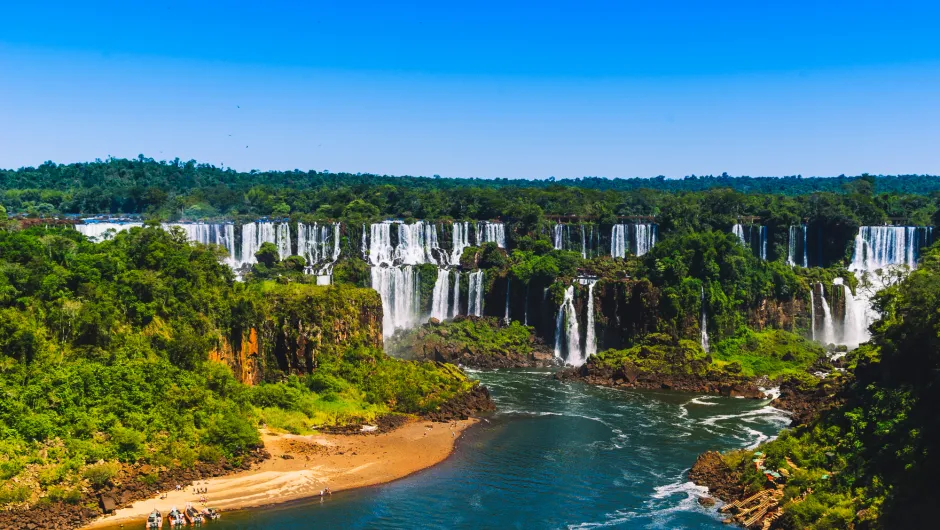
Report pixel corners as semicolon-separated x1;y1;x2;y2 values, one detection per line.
84;418;476;529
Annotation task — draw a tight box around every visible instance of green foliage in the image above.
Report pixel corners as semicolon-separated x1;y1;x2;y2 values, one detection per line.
723;243;940;528
82;462;120;487
711;328;827;379
389;317;539;360
593;329;826;381
0;226;481;508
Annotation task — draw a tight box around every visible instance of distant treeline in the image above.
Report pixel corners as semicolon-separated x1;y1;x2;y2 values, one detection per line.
2;157;939;230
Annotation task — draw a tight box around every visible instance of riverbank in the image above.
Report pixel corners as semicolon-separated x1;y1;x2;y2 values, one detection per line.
85;418;476;529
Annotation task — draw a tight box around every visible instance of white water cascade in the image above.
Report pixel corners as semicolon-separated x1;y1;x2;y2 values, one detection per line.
451;222;470;264
476;222;506;248
240;222;291;265
554;285;583;366
700;286;710;353
817;283;835;346
297;222;341;283
809;286;816;342
552;224;564;250
611;223;657;258
843;225;933;348
732;224;768;260
431;269;451;321
786;225;807;267
75;222;143;241
163;223;237;265
451;272;461;319
579;278;598;359
371;265;421;337
732;224;746;245
468;271;484;316
504;278;511;323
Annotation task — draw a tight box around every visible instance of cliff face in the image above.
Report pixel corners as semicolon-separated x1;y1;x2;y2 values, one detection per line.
215;283;384;383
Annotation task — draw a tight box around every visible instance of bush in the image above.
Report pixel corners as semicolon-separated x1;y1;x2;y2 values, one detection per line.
197;446;223;464
82;462;120;487
47;485;82;504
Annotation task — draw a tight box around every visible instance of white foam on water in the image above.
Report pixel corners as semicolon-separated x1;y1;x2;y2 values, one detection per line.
759;386;781;402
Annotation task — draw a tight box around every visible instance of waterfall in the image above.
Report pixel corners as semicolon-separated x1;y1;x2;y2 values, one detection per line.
579;278;598;359
760;226;768;260
431;269;451;321
817;283;835;345
75;222;143;241
611;223;657;258
580;225;588;259
476;222;506;248
552;224;564;250
843;226;932;348
802;225;808;267
468;271;484;316
732;224;746;245
841;280;867;349
451;222;470;264
787;225;807;267
809;286;816;341
297;222;342;279
504;278;511;323
163;222;237;265
611;224;626;258
371;265;421;337
635;223;656;256
451;272;461;319
240;222;291;265
554;286;582;366
700;286;710;353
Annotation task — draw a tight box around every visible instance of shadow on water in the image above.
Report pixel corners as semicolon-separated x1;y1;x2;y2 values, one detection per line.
150;369;791;529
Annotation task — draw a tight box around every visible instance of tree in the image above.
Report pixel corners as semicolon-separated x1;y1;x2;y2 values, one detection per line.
254;242;279;268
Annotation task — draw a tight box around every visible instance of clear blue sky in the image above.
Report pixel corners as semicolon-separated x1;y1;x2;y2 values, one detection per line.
1;1;939;178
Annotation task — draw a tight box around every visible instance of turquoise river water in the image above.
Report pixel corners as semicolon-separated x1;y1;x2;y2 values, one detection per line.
191;369;788;529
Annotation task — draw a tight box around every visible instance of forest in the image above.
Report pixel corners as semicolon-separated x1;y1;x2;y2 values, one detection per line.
1;157;939;528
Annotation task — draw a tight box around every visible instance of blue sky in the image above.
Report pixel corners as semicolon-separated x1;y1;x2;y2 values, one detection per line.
1;1;939;178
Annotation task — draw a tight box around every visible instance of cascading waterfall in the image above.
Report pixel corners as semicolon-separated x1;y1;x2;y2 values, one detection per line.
554;286;582;366
760;226;768;260
700;286;710;353
732;224;746;245
786;225;807;267
367;221;442;334
504;278;511;323
431;269;451;321
163;223;237;265
297;222;342;282
844;225;933;348
731;224;768;260
75;222;143;241
809;286;816;342
476;222;506;248
240;222;291;265
817;283;835;345
579;278;598;359
468;271;484;317
840;279;867;349
611;223;657;258
552;224;564;250
371;265;421;337
451;272;461;319
451;222;470;264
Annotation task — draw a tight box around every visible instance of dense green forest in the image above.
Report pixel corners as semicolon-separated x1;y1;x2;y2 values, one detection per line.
2;157;940;230
709;243;940;529
0;226;477;509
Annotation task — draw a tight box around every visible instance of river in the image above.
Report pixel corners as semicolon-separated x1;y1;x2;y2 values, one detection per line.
203;369;789;529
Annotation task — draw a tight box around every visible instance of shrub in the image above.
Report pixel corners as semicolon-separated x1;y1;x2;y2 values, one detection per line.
82;462;120;487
